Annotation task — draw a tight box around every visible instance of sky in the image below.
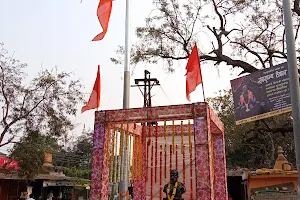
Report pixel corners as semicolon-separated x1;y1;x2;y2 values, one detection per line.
0;0;241;152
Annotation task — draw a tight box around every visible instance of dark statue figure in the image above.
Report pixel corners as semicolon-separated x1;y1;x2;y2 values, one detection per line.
163;169;186;200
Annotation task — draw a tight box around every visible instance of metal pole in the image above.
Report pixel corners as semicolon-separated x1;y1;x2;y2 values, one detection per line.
120;0;130;197
282;0;300;196
123;3;130;109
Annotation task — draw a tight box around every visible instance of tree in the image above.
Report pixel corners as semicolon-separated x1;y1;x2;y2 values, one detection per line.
111;0;300;133
54;129;93;170
9;130;61;180
113;0;300;71
207;89;295;169
53;129;93;179
73;130;93;159
0;43;84;147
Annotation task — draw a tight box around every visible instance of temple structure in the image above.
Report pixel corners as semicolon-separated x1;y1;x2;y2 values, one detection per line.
90;102;228;200
247;146;298;200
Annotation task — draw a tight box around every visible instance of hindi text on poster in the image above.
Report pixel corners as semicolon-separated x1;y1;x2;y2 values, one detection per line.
230;62;291;125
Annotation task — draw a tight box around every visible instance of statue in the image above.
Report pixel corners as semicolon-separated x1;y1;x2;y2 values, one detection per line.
163;169;186;200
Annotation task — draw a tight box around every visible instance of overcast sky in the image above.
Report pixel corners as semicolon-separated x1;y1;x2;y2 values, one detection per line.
0;0;242;152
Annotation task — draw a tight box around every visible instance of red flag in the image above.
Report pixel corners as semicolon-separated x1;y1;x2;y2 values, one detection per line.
92;0;113;41
81;65;101;113
185;44;202;101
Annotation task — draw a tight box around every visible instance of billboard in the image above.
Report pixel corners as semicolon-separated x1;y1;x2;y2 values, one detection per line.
230;62;292;125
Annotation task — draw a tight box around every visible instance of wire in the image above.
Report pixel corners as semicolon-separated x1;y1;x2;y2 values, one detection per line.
159;85;173;104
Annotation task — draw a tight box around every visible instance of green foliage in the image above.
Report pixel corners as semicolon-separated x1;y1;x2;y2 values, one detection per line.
0;43;84;147
63;167;92;179
73;178;90;186
73;131;93;158
9;130;61;180
208;90;295;169
54;130;92;171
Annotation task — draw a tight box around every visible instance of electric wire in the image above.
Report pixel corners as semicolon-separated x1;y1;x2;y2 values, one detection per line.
159;85;173;105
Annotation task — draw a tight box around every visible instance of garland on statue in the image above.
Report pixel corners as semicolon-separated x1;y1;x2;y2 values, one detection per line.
167;182;178;200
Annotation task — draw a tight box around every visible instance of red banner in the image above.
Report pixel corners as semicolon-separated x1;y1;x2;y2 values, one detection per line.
0;158;19;170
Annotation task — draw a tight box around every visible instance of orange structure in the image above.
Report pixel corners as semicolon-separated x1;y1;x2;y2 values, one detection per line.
248;146;297;197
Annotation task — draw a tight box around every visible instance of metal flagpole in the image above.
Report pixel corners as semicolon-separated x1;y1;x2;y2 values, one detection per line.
282;0;300;196
120;0;130;197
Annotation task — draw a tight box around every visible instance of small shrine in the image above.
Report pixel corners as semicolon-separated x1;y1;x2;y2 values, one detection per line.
90;102;228;200
247;146;298;199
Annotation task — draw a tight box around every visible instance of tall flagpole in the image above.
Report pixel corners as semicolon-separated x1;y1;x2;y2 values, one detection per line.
282;0;300;196
120;0;130;197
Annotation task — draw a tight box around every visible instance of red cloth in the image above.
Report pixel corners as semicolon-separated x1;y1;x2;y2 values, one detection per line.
185;44;202;101
92;0;113;41
0;158;19;170
81;65;101;113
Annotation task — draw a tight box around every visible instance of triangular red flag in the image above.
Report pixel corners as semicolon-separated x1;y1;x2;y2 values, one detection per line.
81;65;101;113
185;44;202;101
92;0;113;41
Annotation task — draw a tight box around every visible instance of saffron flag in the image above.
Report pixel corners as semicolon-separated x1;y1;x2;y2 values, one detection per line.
92;0;113;41
81;65;101;113
185;44;203;101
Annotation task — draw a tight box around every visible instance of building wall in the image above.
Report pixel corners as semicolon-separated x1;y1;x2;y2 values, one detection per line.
252;193;298;200
0;180;9;200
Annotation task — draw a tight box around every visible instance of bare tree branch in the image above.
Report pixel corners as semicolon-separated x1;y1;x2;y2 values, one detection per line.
231;41;266;68
0;136;15;148
0;65;9;126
